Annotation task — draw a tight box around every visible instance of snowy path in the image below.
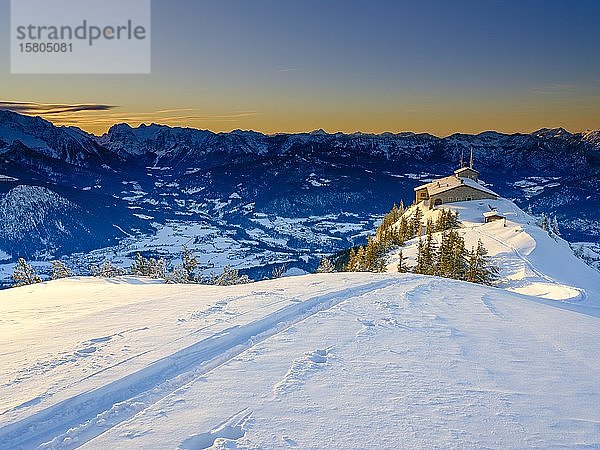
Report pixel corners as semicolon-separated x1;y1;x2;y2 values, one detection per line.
0;278;399;449
475;226;587;301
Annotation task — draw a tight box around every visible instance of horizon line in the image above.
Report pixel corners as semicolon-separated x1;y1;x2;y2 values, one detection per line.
0;108;597;140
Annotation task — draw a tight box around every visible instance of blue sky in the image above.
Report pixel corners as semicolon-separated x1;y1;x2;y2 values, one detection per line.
1;0;599;135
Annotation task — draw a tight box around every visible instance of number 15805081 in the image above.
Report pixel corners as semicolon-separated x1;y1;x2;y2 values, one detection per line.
19;42;73;52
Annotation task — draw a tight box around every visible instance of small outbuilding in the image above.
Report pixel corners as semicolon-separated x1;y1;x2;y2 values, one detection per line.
483;211;505;223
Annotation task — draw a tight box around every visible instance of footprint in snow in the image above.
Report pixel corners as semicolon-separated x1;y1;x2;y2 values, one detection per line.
273;347;333;395
356;318;377;337
75;346;97;356
282;435;298;446
179;409;252;450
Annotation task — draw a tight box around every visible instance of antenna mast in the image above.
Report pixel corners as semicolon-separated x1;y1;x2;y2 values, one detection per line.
469;146;473;169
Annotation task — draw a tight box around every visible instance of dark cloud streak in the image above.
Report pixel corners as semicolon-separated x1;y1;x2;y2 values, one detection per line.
0;101;117;115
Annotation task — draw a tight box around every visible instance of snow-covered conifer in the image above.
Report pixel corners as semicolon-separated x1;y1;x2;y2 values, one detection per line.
316;257;335;273
397;250;409;273
51;260;72;280
210;265;252;286
272;264;286;279
12;258;42;287
91;261;125;278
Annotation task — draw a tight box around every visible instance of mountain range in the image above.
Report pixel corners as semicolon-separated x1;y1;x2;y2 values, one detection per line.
1;109;599;279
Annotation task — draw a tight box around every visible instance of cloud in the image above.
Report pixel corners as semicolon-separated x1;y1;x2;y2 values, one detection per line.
0;101;117;115
529;84;579;95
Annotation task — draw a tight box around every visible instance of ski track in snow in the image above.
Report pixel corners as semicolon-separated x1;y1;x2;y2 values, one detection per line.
0;279;398;449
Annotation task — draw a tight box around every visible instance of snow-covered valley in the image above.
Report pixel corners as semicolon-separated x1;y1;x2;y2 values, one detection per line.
2;110;600;284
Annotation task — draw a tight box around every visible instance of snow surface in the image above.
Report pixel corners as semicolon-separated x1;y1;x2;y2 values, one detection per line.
1;271;599;449
1;197;600;448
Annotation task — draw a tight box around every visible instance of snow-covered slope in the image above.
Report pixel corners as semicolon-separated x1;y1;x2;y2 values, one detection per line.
390;198;600;306
1;272;599;449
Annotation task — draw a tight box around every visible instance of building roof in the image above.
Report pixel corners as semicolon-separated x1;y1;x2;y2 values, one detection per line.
414;175;498;197
454;167;479;176
483;211;504;218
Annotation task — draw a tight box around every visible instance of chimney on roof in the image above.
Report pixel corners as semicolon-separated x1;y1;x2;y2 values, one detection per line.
460;150;464;168
469;146;474;169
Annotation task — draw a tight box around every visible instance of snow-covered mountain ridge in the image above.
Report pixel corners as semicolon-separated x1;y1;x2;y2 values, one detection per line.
1;109;600;279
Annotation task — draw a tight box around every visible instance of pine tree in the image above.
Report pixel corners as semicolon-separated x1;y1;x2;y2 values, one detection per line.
272;264;286;278
91;261;125;278
466;240;498;285
345;248;358;271
413;238;426;274
355;246;366;271
166;246;198;283
182;245;198;280
210;265;252;286
130;253;149;276
51;260;72;280
316;257;335;273
551;216;561;236
573;244;586;260
411;207;424;237
426;218;434;236
166;265;192;284
375;203;407;249
539;214;549;232
12;258;42;287
397;250;409;273
434;209;460;232
421;224;438;275
374;256;388;273
447;230;468;280
398;216;410;242
130;253;166;279
436;231;453;277
151;258;167;279
435;209;447;232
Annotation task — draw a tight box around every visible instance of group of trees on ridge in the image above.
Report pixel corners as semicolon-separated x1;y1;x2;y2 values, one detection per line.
408;222;498;285
324;201;498;286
